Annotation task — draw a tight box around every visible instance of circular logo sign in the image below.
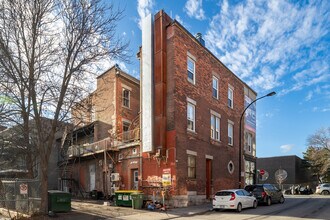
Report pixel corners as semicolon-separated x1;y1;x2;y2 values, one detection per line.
260;169;265;176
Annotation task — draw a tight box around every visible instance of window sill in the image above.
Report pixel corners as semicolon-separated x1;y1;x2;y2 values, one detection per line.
187;79;195;85
211;139;221;144
122;105;131;110
187;129;197;135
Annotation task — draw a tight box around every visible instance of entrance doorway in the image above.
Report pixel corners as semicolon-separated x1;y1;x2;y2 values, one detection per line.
131;169;139;190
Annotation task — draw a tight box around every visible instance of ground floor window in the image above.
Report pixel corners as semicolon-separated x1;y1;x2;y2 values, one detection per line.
187;154;196;179
245;160;255;185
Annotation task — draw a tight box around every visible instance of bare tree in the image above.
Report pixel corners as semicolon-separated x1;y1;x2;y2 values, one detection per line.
0;0;128;214
303;127;330;183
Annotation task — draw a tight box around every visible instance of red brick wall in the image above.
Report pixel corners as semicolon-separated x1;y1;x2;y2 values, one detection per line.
166;22;245;194
116;75;140;135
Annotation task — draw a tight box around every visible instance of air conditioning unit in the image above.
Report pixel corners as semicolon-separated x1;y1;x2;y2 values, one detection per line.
111;187;119;194
111;173;120;182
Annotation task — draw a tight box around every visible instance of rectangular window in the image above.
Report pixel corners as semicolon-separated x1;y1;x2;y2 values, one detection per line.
228;122;233;146
123;121;130;142
247;133;252;153
228;87;233;108
123;89;130;108
187;155;196;179
187;57;195;84
212;77;218;99
211;114;220;141
187;102;195;132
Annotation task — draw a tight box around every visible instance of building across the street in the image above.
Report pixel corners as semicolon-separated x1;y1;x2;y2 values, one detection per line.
256;155;317;190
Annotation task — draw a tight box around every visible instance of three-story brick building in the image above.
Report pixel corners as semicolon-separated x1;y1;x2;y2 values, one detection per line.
139;10;257;207
60;65;141;197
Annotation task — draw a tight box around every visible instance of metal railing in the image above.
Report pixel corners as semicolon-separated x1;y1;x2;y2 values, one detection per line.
67;128;140;157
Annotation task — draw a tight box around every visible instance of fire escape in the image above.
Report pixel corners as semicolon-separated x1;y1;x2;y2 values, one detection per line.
58;117;140;198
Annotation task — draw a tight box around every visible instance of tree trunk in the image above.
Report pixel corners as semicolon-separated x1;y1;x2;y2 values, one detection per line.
39;152;49;214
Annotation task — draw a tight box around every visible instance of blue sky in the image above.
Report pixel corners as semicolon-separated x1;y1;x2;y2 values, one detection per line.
110;0;330;158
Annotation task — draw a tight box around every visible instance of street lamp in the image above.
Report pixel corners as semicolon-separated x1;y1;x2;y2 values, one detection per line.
238;91;276;188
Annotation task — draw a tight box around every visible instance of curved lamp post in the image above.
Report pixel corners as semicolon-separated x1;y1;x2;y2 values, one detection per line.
238;91;276;188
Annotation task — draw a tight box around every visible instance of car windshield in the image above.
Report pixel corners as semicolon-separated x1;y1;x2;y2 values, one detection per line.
245;185;255;191
215;191;232;196
253;187;264;192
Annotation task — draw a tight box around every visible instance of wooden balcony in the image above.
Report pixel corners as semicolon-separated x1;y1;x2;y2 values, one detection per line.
67;128;140;158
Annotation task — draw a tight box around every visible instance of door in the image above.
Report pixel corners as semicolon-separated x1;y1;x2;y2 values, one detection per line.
206;159;212;199
89;164;96;191
132;169;139;190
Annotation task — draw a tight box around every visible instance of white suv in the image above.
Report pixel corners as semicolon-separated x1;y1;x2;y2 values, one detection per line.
315;183;330;195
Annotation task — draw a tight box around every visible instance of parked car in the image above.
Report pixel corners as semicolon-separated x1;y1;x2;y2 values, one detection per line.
245;184;285;205
213;189;257;212
315;183;330;195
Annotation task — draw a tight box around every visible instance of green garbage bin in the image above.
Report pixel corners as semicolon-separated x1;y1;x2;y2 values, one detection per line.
115;190;142;207
131;192;144;209
48;190;71;212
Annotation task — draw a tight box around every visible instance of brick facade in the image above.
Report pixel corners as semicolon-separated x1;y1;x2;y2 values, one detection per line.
140;10;255;207
63;65;140;196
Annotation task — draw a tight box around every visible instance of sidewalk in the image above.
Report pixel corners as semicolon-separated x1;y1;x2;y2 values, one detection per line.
53;200;212;220
0;200;212;219
113;203;212;220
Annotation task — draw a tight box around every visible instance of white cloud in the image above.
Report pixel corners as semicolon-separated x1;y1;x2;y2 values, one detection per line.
204;0;330;97
280;144;294;153
305;91;313;101
137;0;154;29
175;15;185;26
184;0;206;20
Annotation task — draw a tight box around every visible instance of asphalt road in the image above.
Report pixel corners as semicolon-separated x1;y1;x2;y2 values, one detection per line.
176;195;330;220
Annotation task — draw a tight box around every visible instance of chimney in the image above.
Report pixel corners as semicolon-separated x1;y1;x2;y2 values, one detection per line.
195;33;205;46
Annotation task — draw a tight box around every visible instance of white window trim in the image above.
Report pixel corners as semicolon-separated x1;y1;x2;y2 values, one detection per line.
211;113;221;141
228;85;234;108
118;153;123;160
187;56;196;84
187;97;196;105
186;150;197;156
122;118;132;124
228;120;234;146
187;98;196;132
205;155;213;160
212;76;219;99
122;84;132;91
122;88;130;108
210;110;221;118
187;51;196;61
228;160;235;174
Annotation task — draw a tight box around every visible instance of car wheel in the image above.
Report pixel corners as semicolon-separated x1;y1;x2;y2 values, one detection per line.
279;196;285;204
253;200;257;209
266;197;272;206
321;190;329;195
236;203;242;212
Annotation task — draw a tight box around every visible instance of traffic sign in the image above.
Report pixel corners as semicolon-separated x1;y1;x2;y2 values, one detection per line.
260;169;265;176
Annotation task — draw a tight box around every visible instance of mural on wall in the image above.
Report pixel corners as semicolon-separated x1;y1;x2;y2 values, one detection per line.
244;96;256;132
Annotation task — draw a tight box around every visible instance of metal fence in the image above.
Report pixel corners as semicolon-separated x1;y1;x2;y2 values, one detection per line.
0;178;41;215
